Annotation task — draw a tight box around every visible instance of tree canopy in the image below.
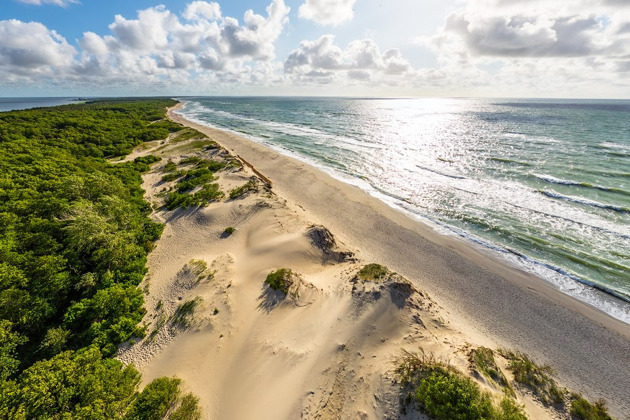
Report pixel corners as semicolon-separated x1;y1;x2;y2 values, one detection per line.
0;99;200;419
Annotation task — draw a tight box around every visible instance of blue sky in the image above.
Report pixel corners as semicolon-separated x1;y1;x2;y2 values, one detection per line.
2;0;630;97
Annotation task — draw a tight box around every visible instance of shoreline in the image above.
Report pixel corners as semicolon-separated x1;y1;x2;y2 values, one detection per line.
168;102;630;415
173;101;630;321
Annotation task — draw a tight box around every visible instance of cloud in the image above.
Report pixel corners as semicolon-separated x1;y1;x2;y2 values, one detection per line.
298;0;357;26
109;7;175;51
183;1;222;21
284;35;411;84
0;0;292;92
0;19;76;68
14;0;77;6
410;0;630;96
445;13;607;57
218;0;290;59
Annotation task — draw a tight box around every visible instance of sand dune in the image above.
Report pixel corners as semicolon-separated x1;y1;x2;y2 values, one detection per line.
117;105;630;419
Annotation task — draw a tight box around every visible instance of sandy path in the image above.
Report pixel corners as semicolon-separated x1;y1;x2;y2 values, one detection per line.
169;107;630;417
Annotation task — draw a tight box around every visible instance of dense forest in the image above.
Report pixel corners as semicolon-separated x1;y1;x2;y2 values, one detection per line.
0;99;200;419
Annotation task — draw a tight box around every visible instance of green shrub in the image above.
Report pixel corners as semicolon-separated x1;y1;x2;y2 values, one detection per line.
357;263;389;281
223;227;235;236
396;350;528;420
161;171;185;182
170;393;202;420
125;377;180;420
265;269;293;295
570;394;613;420
163;160;177;172
176;168;214;192
192;183;223;202
414;368;495;420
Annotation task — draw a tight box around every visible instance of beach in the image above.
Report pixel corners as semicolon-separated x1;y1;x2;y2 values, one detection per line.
118;103;630;418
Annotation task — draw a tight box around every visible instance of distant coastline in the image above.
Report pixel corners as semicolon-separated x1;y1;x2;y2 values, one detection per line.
0;97;82;112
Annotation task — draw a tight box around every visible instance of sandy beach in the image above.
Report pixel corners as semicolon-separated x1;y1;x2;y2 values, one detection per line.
117;103;630;419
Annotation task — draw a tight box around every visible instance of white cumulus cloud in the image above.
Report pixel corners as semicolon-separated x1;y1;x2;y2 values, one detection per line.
298;0;357;26
285;35;411;85
0;19;76;68
183;1;222;21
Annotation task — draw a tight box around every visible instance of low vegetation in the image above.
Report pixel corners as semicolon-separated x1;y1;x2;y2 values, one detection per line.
229;179;257;199
172;297;203;328
569;394;614;420
265;269;294;295
125;377;201;420
223;226;236;237
356;263;389;281
163;160;178;172
396;350;527;420
469;347;513;395
160;155;228;210
170;127;205;144
0;98;200;418
499;350;565;405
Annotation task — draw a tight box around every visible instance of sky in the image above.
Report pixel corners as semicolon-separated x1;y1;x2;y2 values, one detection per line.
1;0;630;98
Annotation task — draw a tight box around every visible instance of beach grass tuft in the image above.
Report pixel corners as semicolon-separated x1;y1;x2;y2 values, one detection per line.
357;263;389;282
172;297;203;328
265;268;293;295
499;349;565;406
469;347;514;395
229;179;257;199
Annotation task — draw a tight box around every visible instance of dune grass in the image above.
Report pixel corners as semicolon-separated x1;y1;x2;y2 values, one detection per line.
172;297;203;328
499;349;565;406
469;347;514;395
265;269;293;295
229;179;257;199
569;394;614;420
396;350;527;420
356;263;389;281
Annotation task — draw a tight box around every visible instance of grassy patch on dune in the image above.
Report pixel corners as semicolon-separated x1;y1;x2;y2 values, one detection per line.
499;350;565;406
170;127;206;144
265;269;293;295
396;350;527;420
172;297;203;328
570;394;614;420
229;179;257;199
356;263;389;281
160;153;229;210
469;347;514;395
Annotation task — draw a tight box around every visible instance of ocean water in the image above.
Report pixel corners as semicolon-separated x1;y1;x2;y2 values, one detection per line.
178;97;630;323
0;97;79;112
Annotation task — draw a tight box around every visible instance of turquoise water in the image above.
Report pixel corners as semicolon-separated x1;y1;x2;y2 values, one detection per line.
180;97;630;321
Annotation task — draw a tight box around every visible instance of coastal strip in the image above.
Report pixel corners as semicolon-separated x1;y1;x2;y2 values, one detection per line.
168;103;630;417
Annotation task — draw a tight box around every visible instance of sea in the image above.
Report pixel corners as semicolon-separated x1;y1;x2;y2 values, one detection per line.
175;97;630;323
0;97;79;112
3;96;628;323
